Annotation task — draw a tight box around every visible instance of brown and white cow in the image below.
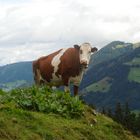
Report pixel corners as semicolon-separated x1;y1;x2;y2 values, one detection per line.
33;43;97;96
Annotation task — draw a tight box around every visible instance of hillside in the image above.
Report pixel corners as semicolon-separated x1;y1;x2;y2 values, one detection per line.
89;41;133;69
81;44;140;111
0;61;33;90
0;61;33;83
0;86;139;140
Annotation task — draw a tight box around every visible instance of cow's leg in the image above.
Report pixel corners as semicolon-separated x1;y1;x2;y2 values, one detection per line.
33;61;40;85
63;77;70;94
36;69;41;85
33;68;40;85
73;85;79;96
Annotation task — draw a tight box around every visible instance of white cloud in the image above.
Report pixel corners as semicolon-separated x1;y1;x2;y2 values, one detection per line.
0;0;140;65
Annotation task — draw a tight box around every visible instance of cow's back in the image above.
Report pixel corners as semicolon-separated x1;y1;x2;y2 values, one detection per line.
33;49;62;83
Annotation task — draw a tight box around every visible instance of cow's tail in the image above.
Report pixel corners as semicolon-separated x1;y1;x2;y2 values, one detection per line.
32;60;40;85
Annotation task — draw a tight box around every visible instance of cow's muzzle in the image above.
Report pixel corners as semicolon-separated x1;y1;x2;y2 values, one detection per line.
80;60;88;68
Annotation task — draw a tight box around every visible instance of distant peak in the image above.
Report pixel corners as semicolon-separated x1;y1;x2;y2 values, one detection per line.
107;41;125;47
104;41;132;50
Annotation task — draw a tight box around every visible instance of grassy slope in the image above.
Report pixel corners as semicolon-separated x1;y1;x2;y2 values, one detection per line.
0;80;28;91
125;55;140;83
0;87;140;140
0;106;139;140
128;68;140;83
85;77;112;93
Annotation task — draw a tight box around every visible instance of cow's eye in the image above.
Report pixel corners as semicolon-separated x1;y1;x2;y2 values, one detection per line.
80;50;82;54
89;51;91;53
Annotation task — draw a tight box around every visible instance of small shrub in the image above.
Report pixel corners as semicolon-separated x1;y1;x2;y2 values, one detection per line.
0;86;84;118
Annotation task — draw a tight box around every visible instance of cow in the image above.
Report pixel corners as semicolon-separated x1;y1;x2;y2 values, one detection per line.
33;42;98;96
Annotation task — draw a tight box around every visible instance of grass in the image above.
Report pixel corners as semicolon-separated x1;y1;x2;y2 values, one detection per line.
0;106;140;140
124;56;140;83
85;77;112;93
128;68;140;83
125;57;140;66
0;86;140;140
0;80;28;91
115;45;124;49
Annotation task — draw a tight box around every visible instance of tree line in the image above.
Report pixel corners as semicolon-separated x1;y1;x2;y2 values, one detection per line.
102;102;140;136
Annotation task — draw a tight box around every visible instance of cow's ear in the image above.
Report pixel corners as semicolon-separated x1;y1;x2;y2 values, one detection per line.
91;47;98;52
74;44;80;50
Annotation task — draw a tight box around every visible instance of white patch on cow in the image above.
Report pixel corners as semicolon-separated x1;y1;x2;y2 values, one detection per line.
36;69;46;83
51;48;68;83
70;70;84;86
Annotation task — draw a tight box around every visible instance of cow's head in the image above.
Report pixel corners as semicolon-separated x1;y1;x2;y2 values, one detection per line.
74;43;98;68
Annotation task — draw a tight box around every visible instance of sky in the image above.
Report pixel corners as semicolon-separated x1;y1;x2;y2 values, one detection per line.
0;0;140;66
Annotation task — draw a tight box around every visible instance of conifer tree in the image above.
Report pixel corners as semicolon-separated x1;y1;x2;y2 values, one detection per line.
129;112;136;133
123;102;131;128
114;102;124;123
102;107;106;115
136;113;140;136
107;108;112;118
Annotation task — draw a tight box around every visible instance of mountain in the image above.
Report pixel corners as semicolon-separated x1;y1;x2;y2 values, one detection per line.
89;41;133;68
0;61;33;90
0;61;33;83
80;41;140;111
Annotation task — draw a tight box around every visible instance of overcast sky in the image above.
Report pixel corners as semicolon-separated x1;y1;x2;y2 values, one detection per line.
0;0;140;66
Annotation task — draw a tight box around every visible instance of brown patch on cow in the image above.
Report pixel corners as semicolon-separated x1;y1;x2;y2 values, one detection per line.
33;49;62;84
56;48;81;86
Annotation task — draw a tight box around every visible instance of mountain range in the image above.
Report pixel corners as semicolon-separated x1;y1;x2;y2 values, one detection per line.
0;41;140;111
0;61;33;90
81;41;140;111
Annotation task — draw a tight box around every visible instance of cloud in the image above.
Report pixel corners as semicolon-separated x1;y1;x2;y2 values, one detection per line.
0;42;61;65
0;0;140;65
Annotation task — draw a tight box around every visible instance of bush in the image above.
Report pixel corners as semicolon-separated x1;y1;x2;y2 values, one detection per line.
0;86;84;118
